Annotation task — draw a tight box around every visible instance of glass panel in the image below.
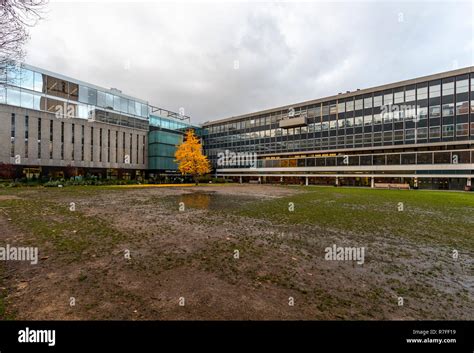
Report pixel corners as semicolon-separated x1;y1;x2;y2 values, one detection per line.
6;87;21;106
0;85;5;104
417;85;428;100
456;101;469;115
442;81;454;96
442;103;454;116
141;103;148;117
429;82;440;98
21;69;35;90
456;78;469;93
442;125;454;138
47;76;69;99
33;72;43;92
113;95;120;111
128;100;136;115
120;97;128;113
20;90;34;109
97;91;106;107
429;126;441;138
68;82;79;101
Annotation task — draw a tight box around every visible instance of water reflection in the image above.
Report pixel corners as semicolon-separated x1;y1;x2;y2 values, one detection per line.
164;192;257;211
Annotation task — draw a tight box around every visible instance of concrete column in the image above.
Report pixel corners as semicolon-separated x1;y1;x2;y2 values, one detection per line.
305;176;309;186
335;176;339;186
371;177;375;188
258;176;261;184
239;176;242;184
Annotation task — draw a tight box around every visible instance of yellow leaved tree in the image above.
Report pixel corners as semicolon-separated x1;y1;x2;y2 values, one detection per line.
175;129;211;184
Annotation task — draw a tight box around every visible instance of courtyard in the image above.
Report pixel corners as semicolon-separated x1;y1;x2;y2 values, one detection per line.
0;184;472;320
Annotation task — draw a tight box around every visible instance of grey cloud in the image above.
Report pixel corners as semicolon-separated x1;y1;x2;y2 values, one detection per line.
24;1;472;123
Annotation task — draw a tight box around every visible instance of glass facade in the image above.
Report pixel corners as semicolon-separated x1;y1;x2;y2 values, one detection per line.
203;72;474;167
2;64;149;130
148;114;201;171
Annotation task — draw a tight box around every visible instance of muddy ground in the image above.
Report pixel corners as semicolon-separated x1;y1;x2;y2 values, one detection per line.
0;185;472;320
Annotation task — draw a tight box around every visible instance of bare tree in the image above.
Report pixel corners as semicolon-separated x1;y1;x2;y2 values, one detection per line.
0;0;47;83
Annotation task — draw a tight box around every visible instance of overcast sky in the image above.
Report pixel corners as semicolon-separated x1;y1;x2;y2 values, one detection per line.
24;0;473;123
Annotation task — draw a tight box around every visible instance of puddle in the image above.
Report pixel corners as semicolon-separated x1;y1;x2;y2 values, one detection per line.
163;191;259;210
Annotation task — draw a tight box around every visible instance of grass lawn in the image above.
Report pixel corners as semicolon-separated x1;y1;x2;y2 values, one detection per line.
0;185;472;320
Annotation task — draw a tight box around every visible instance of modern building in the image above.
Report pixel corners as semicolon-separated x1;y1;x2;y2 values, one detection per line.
202;67;474;190
148;107;200;178
0;63;190;180
1;63;473;190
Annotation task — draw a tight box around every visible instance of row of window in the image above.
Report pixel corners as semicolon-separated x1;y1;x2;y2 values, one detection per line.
215;150;473;169
205;74;474;134
149;115;197;132
9;114;146;165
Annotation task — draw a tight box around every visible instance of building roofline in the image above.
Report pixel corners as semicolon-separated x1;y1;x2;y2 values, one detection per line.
202;66;474;126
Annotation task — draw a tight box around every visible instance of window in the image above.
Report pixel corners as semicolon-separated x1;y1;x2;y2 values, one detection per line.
346;100;354;111
120;97;128;113
37;118;41;159
61;122;64;159
20;90;34;109
383;91;393;105
97;91;106;107
442;103;454;117
418;106;428;120
394;90;404;103
456;123;468;136
10;113;15;158
47;76;68;99
337;102;345;113
0;85;5;104
72;124;75;160
91;127;94;161
442;80;454;96
33;72;43;92
364;115;373;125
374;113;382;124
429;126;441;139
6;87;21;106
79;85;97;105
373;94;382;107
405;86;416;102
429;81;441;98
49;120;53;159
456;101;469;115
417;127;428;139
442;125;454;138
417;85;428;100
364;96;372;108
24;115;29;158
456;77;469;93
99;128;103;162
81;126;85;161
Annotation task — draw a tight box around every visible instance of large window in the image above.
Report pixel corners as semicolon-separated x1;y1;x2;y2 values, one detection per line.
79;85;97;105
429;81;441;98
47;76;69;99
